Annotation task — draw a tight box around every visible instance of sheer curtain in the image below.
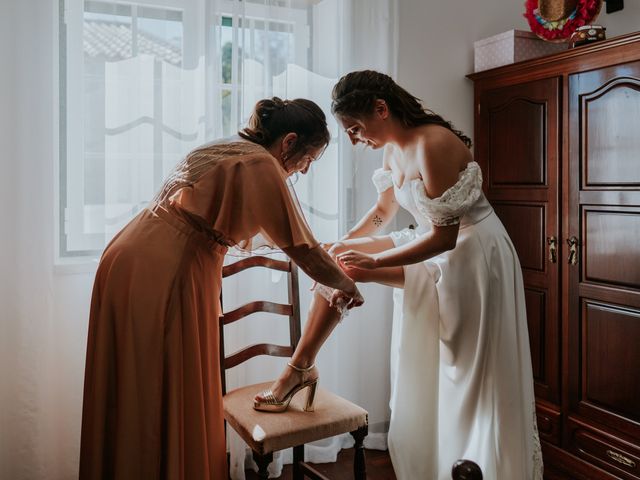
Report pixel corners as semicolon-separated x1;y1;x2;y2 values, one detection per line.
0;0;397;479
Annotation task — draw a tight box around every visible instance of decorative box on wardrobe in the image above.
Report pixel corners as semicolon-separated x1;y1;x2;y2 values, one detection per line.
469;31;640;480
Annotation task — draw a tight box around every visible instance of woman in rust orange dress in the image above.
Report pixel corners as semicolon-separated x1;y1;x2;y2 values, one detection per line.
79;97;363;480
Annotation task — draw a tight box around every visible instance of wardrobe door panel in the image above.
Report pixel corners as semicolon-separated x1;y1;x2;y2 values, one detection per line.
488;99;546;186
478;78;561;410
583;301;640;423
568;61;640;469
493;203;546;272
583;83;640;187
584;208;640;289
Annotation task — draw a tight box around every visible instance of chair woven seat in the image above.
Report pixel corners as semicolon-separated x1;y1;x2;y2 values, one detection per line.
224;381;368;455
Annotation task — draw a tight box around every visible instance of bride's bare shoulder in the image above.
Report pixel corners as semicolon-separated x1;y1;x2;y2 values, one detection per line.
418;126;471;165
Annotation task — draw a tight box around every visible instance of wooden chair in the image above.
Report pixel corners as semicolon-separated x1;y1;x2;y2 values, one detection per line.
219;256;369;480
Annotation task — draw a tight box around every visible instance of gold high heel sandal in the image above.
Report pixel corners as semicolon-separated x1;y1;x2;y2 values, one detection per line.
253;362;318;413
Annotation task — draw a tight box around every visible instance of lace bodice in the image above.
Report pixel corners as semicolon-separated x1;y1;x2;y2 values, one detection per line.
372;162;485;227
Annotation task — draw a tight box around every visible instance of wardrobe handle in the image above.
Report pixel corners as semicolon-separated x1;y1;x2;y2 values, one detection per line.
567;236;579;265
606;449;636;468
547;236;557;264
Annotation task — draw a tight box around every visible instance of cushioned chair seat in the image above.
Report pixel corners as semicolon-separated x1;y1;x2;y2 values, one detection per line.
224;381;369;455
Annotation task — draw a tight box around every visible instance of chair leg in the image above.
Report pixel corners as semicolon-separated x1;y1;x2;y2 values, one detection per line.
350;426;368;480
252;450;273;480
293;445;304;480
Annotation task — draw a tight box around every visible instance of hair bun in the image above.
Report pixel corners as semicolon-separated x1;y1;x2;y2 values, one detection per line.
258;97;287;120
239;96;330;154
271;97;286;109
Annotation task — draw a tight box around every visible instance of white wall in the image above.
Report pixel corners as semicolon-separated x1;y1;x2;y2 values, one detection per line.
0;0;19;474
598;3;640;37
0;1;84;478
396;0;640;146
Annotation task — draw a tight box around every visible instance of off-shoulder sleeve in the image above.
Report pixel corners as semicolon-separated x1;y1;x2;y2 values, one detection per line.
372;168;394;193
410;162;483;226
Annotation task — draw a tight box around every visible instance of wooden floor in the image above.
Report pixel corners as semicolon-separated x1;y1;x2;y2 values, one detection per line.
244;450;580;479
244;449;582;479
245;448;397;480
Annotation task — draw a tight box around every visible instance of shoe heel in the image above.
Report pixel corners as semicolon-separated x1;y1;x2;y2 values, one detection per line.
304;381;318;412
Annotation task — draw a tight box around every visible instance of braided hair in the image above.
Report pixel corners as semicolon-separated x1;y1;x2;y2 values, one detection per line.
331;70;472;148
239;97;331;156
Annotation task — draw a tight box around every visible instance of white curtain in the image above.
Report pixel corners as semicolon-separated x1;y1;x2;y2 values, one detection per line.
0;0;397;479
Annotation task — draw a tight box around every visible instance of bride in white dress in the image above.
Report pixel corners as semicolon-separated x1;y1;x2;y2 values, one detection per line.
255;70;542;479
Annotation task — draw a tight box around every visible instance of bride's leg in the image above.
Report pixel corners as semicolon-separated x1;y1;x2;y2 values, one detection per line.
255;235;404;403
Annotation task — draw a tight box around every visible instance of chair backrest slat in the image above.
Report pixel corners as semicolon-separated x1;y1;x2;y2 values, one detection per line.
225;343;294;369
222;257;290;277
223;300;293;325
222;301;293;325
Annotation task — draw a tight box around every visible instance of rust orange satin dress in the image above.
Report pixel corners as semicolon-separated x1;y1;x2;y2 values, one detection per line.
79;141;318;480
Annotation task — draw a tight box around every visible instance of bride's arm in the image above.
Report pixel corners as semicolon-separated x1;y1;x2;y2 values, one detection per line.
336;145;399;243
370;224;458;267
339;134;469;269
340;188;398;241
338;222;458;269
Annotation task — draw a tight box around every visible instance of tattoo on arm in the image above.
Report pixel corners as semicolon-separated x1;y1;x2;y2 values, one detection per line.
373;215;383;227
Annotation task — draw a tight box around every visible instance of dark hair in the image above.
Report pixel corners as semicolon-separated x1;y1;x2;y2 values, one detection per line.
331;70;472;148
239;97;331;156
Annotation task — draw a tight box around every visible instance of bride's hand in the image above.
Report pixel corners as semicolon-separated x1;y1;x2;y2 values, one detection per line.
337;250;378;270
320;242;334;252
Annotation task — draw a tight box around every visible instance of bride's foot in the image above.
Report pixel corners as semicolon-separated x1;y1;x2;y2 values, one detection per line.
254;362;319;413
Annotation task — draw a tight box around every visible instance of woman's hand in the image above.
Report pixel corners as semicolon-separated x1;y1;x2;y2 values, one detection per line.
337;250;378;270
329;284;364;310
324;241;345;261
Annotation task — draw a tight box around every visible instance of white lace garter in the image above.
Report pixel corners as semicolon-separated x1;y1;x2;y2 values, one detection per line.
312;283;350;320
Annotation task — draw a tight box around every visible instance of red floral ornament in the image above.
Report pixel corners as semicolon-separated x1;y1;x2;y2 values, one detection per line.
524;0;603;41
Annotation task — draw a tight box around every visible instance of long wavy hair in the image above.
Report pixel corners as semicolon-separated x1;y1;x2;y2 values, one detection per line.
239;97;331;156
331;70;472;148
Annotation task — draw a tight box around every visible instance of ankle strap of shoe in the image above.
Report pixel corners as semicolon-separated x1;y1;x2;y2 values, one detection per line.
287;362;315;373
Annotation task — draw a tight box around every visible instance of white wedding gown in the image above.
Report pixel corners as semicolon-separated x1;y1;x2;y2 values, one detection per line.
372;163;543;480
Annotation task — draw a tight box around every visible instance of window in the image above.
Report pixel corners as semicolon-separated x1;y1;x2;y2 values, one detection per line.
58;0;343;260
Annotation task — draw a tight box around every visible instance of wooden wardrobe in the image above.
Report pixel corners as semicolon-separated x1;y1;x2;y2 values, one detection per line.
469;31;640;480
